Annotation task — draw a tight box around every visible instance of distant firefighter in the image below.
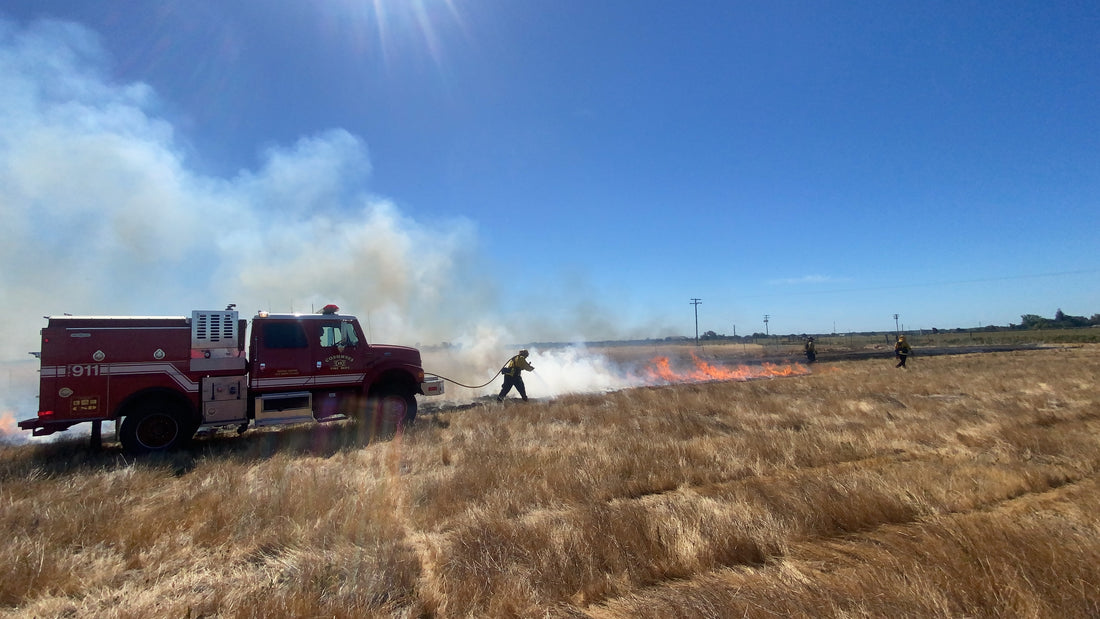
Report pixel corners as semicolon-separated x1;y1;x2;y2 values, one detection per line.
894;335;911;368
498;349;535;402
803;337;817;363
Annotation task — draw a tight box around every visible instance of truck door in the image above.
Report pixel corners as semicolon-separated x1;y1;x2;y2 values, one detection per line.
251;320;313;390
308;318;369;418
312;318;367;386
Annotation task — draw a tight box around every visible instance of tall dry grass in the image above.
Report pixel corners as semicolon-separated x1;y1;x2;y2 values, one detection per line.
2;346;1099;617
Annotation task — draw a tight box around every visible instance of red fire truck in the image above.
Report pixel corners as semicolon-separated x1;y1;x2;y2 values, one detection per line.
18;305;444;454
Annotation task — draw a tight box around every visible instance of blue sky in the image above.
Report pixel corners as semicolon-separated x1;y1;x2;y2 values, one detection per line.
1;0;1098;358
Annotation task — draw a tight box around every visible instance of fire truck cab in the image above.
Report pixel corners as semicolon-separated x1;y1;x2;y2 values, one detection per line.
19;306;443;454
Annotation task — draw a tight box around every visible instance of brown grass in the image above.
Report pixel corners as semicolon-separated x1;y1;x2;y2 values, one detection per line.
2;346;1099;617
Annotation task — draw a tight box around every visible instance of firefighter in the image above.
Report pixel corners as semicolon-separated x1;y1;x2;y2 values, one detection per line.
894;335;911;368
804;337;816;363
497;349;534;402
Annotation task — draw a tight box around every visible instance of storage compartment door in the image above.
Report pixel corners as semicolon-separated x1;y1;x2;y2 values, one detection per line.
202;376;247;424
254;391;314;426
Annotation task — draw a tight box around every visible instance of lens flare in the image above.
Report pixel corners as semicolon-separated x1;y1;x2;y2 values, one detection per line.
324;0;467;70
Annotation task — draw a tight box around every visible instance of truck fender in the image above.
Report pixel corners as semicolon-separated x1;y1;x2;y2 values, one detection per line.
367;370;418;399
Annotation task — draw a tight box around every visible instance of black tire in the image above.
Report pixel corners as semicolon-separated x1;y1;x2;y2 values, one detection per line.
372;388;417;438
119;399;196;454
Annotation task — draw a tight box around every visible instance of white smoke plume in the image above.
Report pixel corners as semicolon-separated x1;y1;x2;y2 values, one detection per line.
521;345;648;397
0;19;493;357
2;38;493;340
421;342;648;403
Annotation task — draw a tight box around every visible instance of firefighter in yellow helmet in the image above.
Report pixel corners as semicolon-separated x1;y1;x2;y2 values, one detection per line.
894;335;911;368
497;349;534;402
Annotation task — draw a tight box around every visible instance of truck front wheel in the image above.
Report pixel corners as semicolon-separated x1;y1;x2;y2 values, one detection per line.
372;388;417;437
119;400;196;454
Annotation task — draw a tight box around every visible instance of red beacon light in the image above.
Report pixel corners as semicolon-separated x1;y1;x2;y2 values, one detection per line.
320;304;340;315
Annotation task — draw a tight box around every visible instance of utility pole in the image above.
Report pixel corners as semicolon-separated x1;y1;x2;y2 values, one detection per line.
763;314;770;337
893;313;900;336
690;298;702;345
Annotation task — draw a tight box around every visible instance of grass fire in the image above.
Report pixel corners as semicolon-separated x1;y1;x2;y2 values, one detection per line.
2;344;1099;617
643;353;810;383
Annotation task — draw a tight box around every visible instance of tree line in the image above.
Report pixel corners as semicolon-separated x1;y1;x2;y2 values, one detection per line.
1016;309;1100;330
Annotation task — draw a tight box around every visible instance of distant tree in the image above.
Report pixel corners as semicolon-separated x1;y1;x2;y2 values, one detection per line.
1020;314;1048;329
1021;310;1093;329
1067;314;1089;327
1055;309;1091;327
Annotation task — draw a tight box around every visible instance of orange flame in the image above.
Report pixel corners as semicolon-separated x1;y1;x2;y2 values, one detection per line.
644;353;809;384
0;411;17;437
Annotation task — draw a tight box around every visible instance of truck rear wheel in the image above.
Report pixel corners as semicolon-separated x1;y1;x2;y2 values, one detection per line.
373;389;417;437
119;400;196;454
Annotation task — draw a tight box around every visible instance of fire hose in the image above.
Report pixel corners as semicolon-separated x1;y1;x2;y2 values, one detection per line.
426;369;503;390
426;356;530;389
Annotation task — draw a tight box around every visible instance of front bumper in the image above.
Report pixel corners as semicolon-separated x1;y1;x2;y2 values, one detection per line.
421;376;445;396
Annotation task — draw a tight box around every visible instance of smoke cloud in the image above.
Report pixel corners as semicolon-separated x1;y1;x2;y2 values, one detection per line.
0;19;495;359
420;343;648;403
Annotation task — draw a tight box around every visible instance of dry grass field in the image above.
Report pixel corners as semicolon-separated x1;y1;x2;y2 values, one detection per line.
2;345;1099;617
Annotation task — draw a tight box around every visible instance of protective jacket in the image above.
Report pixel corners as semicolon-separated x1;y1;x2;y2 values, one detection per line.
895;338;911;354
503;354;534;376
